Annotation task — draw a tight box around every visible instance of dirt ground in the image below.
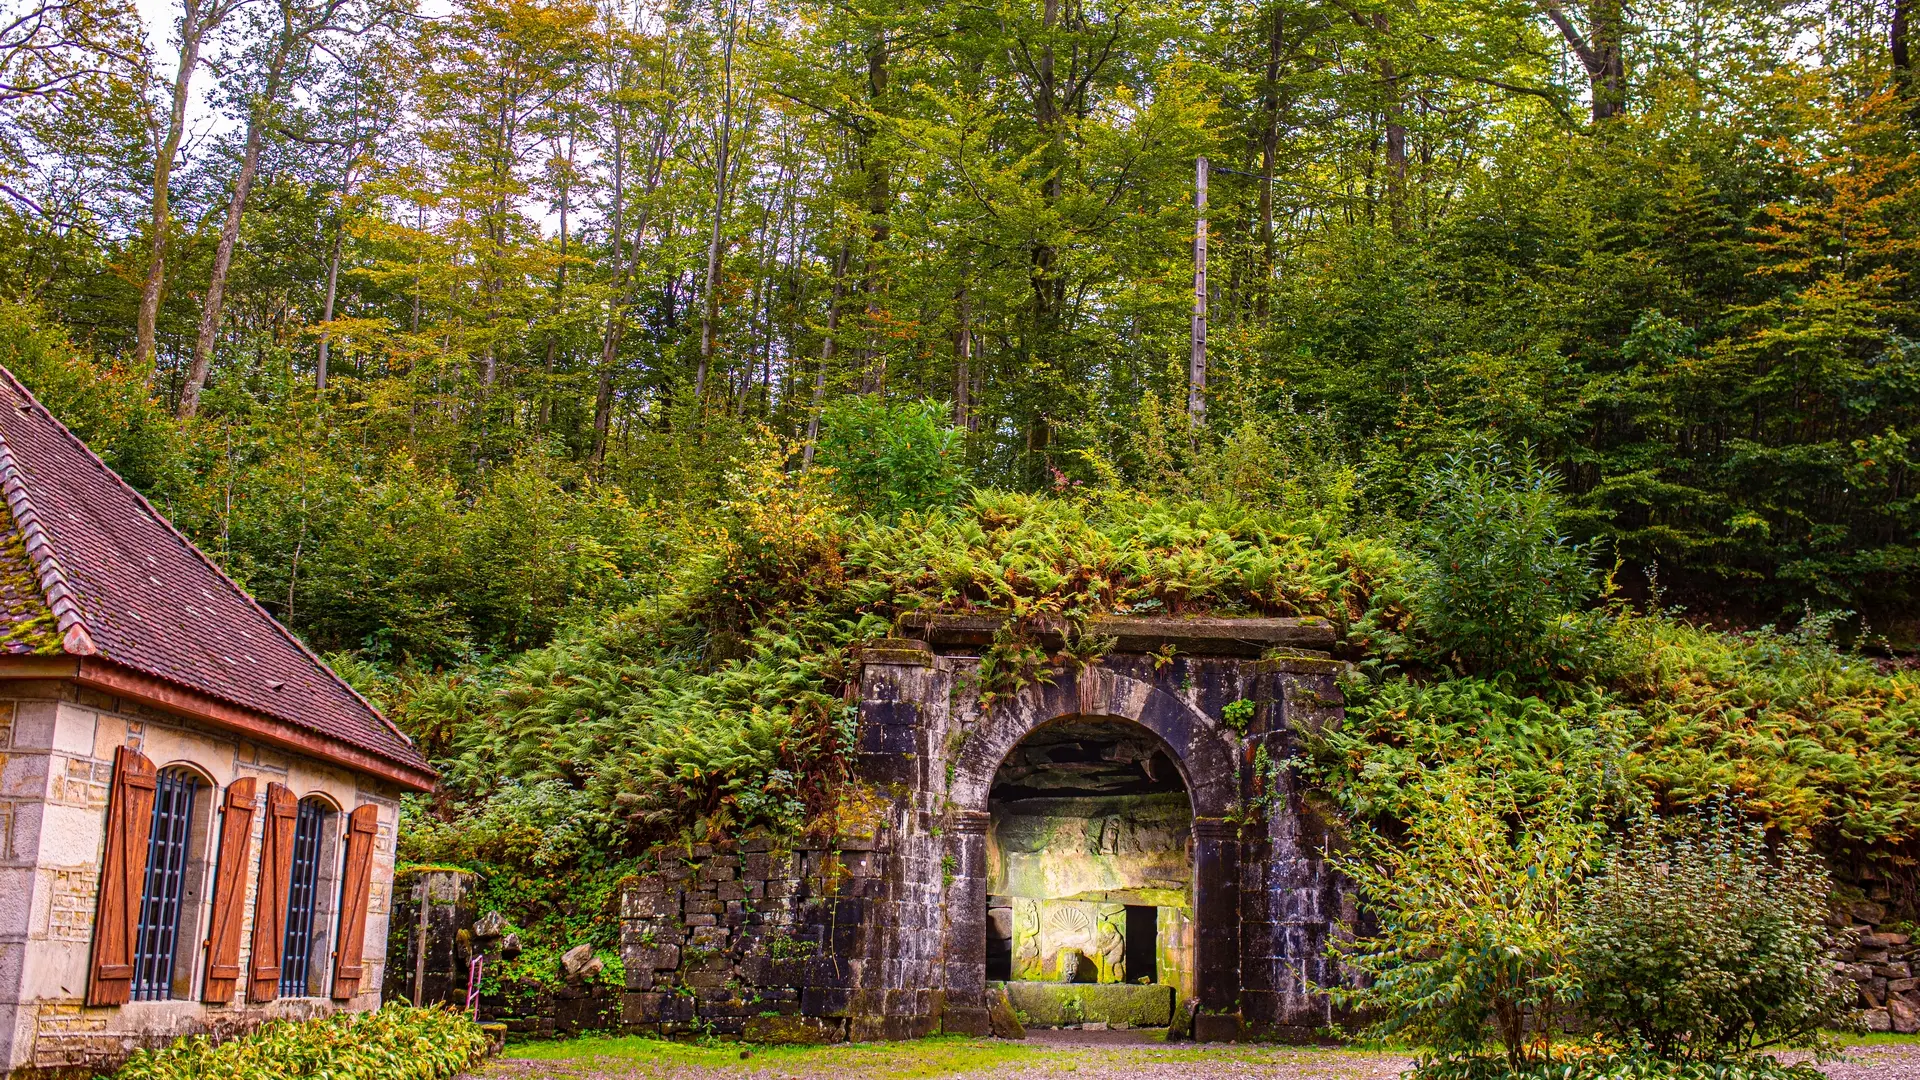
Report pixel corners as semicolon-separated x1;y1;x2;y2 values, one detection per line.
479;1031;1920;1080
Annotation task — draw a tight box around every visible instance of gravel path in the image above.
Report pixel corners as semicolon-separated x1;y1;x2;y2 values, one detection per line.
1809;1045;1920;1080
481;1036;1920;1080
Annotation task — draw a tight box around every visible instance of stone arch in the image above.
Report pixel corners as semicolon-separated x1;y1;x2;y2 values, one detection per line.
942;664;1244;1029
948;666;1240;820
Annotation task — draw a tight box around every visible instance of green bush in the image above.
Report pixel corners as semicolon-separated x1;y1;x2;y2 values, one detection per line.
1325;769;1599;1069
1411;1050;1824;1080
109;1003;487;1080
1572;811;1855;1062
814;396;968;516
1409;444;1599;681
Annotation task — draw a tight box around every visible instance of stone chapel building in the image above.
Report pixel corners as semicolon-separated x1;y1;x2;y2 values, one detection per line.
0;367;435;1076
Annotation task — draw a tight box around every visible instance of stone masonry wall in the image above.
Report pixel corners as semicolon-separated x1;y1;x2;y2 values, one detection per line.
617;833;937;1043
1835;882;1919;1034
0;680;404;1078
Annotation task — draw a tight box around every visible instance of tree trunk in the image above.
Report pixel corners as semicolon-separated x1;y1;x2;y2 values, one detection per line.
1543;0;1626;122
1190;155;1206;428
134;0;214;379
1257;3;1283;319
696;0;742;410
316;208;344;392
1896;0;1914;121
592;103;673;466
540;128;573;431
953;269;971;431
802;240;850;468
1377;14;1407;234
857;28;890;394
176;111;266;418
177;0;307;420
1590;0;1625;120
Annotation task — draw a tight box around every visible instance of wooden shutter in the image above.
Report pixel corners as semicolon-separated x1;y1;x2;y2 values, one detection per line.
88;746;157;1006
330;804;380;1000
200;777;257;1003
247;783;297;1003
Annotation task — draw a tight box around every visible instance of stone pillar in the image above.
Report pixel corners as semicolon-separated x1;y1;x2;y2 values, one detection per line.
939;810;991;1033
1241;654;1348;1039
855;640;935;787
1190;816;1242;1040
383;868;477;1009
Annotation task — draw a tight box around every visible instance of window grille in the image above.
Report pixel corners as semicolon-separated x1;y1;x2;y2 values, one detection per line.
279;800;329;996
131;769;199;1001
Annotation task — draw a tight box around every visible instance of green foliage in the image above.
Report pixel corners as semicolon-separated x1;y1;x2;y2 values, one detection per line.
1572;811;1856;1062
1327;770;1598;1068
1410;1051;1826;1080
1408;444;1600;681
1087;394;1361;523
815;397;968;516
1221;699;1256;732
109;1004;487;1080
0;303;189;498
1606;609;1920;846
1303;675;1637;825
848;490;1404;627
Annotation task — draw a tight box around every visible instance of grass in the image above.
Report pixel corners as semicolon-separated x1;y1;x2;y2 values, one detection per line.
505;1034;1042;1076
491;1030;1920;1079
497;1033;1410;1078
1830;1031;1920;1047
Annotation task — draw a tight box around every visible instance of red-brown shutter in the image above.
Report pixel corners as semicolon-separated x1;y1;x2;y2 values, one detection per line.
88;746;157;1006
330;804;380;1000
247;782;298;1003
200;777;257;1003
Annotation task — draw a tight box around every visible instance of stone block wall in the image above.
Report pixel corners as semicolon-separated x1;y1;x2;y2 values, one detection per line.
384;869;478;1011
1835;889;1919;1034
617;833;945;1043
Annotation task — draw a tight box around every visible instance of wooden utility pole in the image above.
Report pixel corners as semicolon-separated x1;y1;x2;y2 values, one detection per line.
1189;155;1208;427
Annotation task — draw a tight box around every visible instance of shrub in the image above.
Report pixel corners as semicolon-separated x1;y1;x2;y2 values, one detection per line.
1571;810;1856;1062
1326;769;1599;1069
110;1003;487;1080
1411;1050;1824;1080
1409;443;1598;680
1608;610;1920;846
814;396;968;515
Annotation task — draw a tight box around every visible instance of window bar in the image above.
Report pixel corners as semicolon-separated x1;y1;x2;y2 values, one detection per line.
131;770;197;1001
280;801;325;997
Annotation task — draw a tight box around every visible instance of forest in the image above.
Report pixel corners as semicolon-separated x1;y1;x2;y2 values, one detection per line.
3;0;1920;1067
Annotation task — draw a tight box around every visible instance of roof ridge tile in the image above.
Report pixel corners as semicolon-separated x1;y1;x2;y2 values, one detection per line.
0;426;95;655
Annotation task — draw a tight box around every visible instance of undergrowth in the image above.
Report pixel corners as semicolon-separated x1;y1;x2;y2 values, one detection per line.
366;431;1920;999
110;1004;486;1080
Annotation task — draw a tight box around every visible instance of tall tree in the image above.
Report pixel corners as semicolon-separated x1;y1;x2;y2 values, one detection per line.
133;0;247;378
178;0;362;417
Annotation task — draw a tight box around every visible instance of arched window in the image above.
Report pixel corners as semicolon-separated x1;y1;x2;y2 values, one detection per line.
279;797;340;997
130;766;212;1001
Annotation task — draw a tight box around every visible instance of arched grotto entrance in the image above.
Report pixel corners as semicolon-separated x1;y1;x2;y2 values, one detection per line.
985;718;1195;1028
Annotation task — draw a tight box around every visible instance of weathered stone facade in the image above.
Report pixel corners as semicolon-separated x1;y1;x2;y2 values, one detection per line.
860;630;1354;1041
0;683;407;1076
594;619;1354;1042
393;619;1358;1043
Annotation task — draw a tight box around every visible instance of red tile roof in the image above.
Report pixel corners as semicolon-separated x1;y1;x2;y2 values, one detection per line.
0;366;431;786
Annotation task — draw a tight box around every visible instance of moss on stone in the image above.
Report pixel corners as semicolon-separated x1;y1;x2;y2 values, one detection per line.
0;503;59;655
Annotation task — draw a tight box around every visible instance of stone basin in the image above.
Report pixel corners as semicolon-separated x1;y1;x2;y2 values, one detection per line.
997;981;1175;1028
